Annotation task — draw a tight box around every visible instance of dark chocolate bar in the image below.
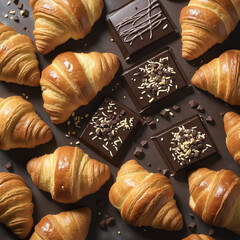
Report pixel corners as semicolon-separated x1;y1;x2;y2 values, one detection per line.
151;115;217;175
106;0;178;60
80;97;143;164
123;48;192;116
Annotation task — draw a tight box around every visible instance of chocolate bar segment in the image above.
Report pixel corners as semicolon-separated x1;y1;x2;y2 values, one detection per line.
151;115;217;175
106;0;178;60
123;48;191;116
80;97;143;164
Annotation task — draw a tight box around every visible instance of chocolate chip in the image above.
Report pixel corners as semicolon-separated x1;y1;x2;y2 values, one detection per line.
172;104;180;111
13;16;19;22
209;227;215;236
17;2;23;9
22;26;28;31
145;116;153;124
147;162;151;167
99;219;106;229
5;162;13;172
13;0;19;4
189;100;198;108
105;217;115;226
206;115;214;124
157;168;161;172
140;140;148;148
187;222;196;231
133;147;144;159
22;9;29;17
148;120;156;129
197;105;205;112
160;109;168;118
220;112;225;117
189;213;194;218
162;169;169;177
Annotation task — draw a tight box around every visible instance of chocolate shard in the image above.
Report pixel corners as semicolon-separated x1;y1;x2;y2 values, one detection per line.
162;169;169;177
189;213;194;218
148;120;156;129
172;104;180;111
22;9;29;17
17;2;23;9
187;222;196;231
105;217;115;226
189;100;198;108
160;109;168;118
197;105;205;112
157;167;161;172
220;112;225;117
145;116;153;124
13;0;19;4
13;15;19;22
147;162;151;167
140;140;148;148
5;162;13;172
209;227;215;236
206;115;214;124
133;147;144;159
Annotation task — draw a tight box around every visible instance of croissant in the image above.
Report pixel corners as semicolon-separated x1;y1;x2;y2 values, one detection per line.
0;96;52;150
27;146;111;203
0;21;40;86
191;50;240;105
30;0;104;55
188;168;240;235
182;234;215;240
29;207;91;240
40;51;120;124
0;172;34;239
224;112;240;164
109;160;183;231
180;0;240;60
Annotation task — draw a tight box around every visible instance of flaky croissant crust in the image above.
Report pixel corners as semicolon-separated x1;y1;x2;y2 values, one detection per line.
109;160;183;231
30;207;91;240
182;234;215;240
40;51;119;124
189;168;240;235
27;146;111;203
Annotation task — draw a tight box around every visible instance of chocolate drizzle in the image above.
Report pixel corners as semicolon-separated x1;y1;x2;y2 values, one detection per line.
115;0;166;45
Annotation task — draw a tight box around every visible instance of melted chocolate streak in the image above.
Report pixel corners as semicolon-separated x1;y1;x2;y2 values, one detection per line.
115;0;167;45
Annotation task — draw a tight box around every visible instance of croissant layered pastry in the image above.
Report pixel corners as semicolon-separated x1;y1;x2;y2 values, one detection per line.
224;112;240;164
180;0;240;60
30;207;91;240
0;172;34;239
0;21;40;86
40;51;120;124
109;160;183;231
182;234;215;240
188;168;240;235
27;146;111;203
0;96;52;150
30;0;104;55
191;50;240;105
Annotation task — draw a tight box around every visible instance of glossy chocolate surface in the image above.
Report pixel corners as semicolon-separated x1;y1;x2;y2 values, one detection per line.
80;97;143;165
106;0;178;60
151;115;217;175
123;48;192;115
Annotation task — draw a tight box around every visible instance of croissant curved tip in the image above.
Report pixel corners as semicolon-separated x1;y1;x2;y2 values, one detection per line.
182;50;195;61
223;111;238;122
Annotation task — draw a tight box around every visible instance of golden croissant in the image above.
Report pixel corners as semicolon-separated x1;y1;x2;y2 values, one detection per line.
0;96;52;150
0;172;34;239
191;50;240;105
29;207;91;240
109;160;183;231
182;234;215;240
30;0;104;55
180;0;240;60
224;112;240;164
40;51;120;124
188;168;240;235
27;146;111;203
0;21;40;86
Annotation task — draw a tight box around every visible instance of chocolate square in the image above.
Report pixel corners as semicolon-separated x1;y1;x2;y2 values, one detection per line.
106;0;178;60
123;48;192;116
151;115;217;175
80;97;143;164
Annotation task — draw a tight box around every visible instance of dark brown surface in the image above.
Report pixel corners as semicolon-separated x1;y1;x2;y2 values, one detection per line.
0;0;240;240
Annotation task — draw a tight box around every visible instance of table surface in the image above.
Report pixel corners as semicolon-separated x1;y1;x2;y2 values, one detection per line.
0;1;240;240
